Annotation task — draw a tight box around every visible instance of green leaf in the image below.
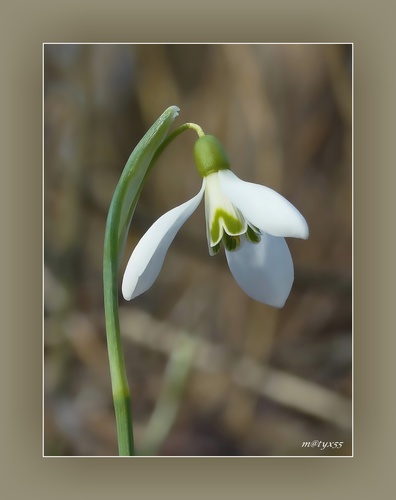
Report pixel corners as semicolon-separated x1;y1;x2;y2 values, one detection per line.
106;105;180;265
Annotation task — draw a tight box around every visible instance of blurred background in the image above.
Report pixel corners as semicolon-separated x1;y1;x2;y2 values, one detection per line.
44;43;352;456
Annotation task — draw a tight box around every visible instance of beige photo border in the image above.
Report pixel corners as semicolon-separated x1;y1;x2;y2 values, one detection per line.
2;0;393;497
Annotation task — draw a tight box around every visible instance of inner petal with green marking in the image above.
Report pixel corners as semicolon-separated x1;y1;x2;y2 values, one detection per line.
209;208;246;244
204;172;247;251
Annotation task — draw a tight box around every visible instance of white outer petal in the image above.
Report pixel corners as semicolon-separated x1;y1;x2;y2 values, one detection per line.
218;169;309;239
225;234;294;308
122;182;205;300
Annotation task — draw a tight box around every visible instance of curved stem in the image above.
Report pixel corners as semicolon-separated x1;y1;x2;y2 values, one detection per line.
151;123;205;163
103;119;204;456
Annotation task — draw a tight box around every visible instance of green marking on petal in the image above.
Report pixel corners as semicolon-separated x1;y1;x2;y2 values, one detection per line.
210;209;245;244
210;242;221;255
246;225;261;244
222;234;240;251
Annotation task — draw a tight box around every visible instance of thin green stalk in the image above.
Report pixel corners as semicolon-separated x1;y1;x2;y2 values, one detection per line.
151;123;205;163
103;239;134;455
103;108;204;456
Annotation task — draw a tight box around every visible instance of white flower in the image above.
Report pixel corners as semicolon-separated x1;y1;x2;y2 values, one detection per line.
122;136;308;308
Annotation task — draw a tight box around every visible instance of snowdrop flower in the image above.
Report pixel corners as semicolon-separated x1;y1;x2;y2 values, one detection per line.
122;135;308;307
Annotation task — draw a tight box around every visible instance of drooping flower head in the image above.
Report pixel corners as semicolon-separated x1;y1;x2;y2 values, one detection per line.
122;134;308;307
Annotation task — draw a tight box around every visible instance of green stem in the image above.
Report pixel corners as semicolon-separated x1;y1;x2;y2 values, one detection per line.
103;119;204;456
103;238;135;455
151;123;205;162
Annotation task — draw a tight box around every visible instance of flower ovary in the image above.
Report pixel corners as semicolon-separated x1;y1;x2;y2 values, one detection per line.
194;135;230;177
